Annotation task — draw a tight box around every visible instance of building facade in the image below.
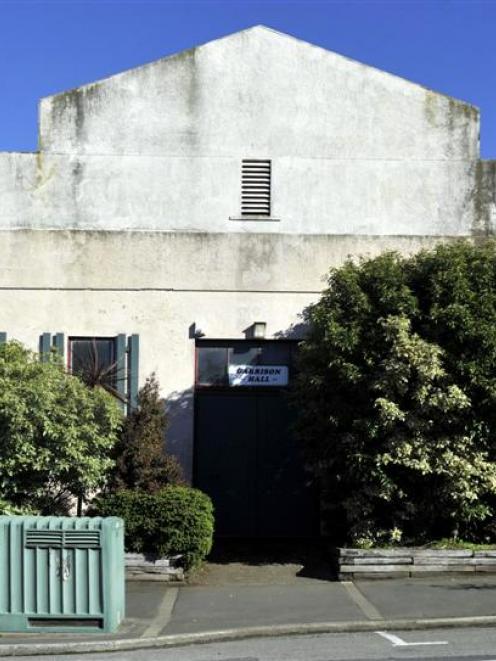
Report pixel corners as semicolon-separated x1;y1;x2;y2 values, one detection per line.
1;26;495;535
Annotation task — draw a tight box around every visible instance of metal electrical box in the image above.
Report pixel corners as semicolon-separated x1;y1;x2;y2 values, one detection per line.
0;515;125;633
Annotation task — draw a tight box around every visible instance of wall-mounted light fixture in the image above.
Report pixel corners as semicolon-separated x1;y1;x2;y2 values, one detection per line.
253;321;267;339
189;322;205;339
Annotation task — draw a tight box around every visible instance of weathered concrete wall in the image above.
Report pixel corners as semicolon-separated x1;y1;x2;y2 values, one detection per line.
0;152;478;235
0;26;482;235
0;229;462;479
39;27;478;161
0;229;458;291
475;161;496;235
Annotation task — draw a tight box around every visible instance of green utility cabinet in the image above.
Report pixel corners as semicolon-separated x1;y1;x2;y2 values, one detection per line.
0;516;125;633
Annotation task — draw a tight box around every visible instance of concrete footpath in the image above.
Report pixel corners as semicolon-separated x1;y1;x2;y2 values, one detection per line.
2;563;496;656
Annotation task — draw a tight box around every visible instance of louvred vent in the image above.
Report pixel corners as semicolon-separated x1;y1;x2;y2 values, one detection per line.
25;529;101;549
241;159;271;216
25;530;64;548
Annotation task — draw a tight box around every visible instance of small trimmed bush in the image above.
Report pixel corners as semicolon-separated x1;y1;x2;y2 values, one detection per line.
92;486;214;569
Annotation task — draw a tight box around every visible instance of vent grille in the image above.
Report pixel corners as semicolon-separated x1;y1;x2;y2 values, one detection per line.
28;618;103;628
25;530;63;548
241;159;271;217
64;531;101;548
25;529;101;549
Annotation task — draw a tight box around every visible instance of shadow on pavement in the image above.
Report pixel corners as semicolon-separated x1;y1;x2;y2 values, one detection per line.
204;538;335;581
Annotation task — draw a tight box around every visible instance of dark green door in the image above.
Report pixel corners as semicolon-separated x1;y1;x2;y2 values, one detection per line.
194;390;317;538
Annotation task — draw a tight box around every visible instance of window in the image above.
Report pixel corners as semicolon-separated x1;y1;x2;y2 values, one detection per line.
197;347;228;386
68;334;140;411
241;159;271;217
69;337;119;392
196;340;296;388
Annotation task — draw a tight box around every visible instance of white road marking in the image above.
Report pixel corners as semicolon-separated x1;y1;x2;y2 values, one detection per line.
142;587;178;638
376;630;448;647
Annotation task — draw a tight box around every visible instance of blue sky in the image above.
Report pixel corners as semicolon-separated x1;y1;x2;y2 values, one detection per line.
1;0;495;157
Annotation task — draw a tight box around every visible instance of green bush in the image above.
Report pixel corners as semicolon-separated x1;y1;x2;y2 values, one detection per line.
0;341;122;513
92;486;214;569
295;242;496;546
0;498;36;516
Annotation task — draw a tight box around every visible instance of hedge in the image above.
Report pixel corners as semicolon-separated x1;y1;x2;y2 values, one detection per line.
92;486;214;569
295;242;496;546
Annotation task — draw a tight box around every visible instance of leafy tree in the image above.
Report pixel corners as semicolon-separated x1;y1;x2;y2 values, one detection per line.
295;243;496;545
0;341;122;513
112;374;183;492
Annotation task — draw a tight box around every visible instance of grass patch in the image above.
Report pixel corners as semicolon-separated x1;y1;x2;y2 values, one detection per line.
427;539;496;551
345;538;496;551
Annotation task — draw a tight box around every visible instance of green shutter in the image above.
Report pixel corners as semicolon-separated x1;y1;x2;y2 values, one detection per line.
39;333;51;362
0;333;6;344
53;333;65;358
115;334;127;409
128;334;140;412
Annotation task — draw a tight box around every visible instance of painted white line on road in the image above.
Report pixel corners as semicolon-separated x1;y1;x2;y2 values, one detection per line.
142;587;178;638
376;631;448;647
341;581;382;620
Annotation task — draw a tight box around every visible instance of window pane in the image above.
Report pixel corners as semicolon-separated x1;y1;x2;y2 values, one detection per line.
258;344;292;365
197;347;228;385
229;345;261;366
196;342;296;387
71;338;116;388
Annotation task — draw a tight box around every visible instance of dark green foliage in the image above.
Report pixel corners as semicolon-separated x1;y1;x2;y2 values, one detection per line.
295;242;496;546
410;242;496;432
112;374;183;492
92;487;214;569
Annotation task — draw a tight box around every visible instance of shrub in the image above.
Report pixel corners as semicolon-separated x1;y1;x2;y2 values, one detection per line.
111;374;183;492
92;486;214;569
295;242;496;545
0;498;36;516
410;242;496;435
0;341;122;513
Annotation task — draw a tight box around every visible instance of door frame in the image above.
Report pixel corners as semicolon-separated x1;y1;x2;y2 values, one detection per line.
192;338;299;487
192;338;320;538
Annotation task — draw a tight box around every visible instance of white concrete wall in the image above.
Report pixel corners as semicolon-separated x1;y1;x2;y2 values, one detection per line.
0;229;459;480
0;286;317;481
0;230;457;291
0;26;482;235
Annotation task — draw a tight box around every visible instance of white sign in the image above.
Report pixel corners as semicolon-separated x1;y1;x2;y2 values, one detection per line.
228;365;289;387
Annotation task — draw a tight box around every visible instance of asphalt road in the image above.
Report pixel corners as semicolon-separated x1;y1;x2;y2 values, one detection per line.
12;627;496;660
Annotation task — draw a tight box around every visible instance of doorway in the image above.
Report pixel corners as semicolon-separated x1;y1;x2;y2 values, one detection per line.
194;340;318;538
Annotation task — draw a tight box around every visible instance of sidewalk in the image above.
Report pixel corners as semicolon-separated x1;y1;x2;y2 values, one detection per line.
1;563;496;656
167;562;496;633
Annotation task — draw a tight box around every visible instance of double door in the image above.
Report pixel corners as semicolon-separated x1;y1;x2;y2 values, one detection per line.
194;390;317;538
